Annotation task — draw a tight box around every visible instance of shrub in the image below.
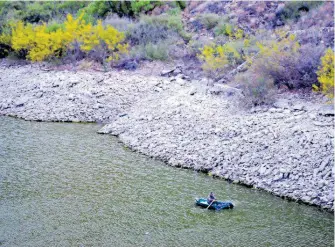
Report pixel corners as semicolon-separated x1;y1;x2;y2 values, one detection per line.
128;28;178;61
11;22;50;60
187;38;211;57
131;1;161;15
235;71;276;107
315;48;334;99
214;22;233;36
293;44;324;88
83;1;112;18
167;7;181;16
127;22;174;46
0;2;89;26
0;25;11;46
253;32;326;89
126;13;183;61
140;13;184;33
179;30;193;43
144;42;169;60
9;13;128;63
80;1;134;18
196;13;220;29
198;43;243;77
57;2;88;15
234;31;328;107
253;32;299;88
21;2;53;23
109;1;134;17
45;22;65;33
131;1;186;16
214;22;244;40
63;41;85;65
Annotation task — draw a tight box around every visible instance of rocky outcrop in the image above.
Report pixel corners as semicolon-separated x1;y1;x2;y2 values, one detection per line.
0;65;333;211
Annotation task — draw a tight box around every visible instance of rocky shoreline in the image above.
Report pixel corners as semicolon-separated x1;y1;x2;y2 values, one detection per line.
1;65;334;211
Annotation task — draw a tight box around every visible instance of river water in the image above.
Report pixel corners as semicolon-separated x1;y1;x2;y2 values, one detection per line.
0;116;333;247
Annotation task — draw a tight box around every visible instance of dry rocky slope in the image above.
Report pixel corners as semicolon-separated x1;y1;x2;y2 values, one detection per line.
0;65;334;211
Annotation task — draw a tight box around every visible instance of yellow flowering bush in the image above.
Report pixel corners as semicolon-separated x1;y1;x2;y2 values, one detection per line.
256;33;300;58
9;13;128;62
11;22;64;61
0;32;11;46
214;23;244;40
80;20;128;61
198;43;241;73
315;48;334;99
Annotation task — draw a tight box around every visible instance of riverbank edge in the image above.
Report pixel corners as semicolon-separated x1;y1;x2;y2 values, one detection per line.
106;130;335;213
2;114;333;214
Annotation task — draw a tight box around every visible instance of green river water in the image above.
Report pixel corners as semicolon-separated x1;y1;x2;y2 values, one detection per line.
0;116;333;247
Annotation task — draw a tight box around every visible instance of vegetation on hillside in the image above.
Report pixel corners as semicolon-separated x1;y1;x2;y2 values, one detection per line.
314;48;335;100
6;13;128;68
0;1;333;105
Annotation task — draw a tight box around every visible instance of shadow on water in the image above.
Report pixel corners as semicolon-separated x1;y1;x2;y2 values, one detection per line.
0;116;333;247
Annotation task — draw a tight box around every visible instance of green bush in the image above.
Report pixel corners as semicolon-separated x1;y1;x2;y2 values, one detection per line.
144;42;169;60
45;22;65;33
84;1;112;18
140;13;184;33
0;1;88;25
214;22;233;36
129;41;169;61
77;1;115;24
127;19;180;61
167;7;181;16
0;2;25;24
94;1;134;18
179;30;193;43
131;1;161;15
196;14;220;30
127;22;176;46
22;2;52;23
126;10;186;62
214;21;244;40
57;1;88;15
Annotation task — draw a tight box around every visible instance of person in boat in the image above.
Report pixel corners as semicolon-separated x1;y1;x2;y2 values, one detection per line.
207;192;216;204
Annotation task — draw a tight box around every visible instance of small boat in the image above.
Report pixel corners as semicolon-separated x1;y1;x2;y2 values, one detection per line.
195;198;234;210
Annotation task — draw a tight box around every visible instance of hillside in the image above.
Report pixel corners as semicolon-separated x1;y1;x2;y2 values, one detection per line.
0;1;334;106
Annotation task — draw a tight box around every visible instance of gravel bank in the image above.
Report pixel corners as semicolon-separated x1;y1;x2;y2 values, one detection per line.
1;65;334;211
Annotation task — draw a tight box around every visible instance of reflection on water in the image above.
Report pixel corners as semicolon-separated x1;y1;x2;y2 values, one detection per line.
0;116;333;246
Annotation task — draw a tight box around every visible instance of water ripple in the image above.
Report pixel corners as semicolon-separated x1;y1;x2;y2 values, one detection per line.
0;116;333;247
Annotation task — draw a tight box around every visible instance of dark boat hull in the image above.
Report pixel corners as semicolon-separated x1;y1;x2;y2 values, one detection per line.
195;198;234;210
